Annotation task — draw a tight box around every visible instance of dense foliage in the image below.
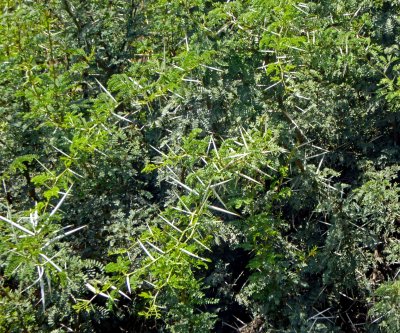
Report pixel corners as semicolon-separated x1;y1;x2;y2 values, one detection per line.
0;0;399;332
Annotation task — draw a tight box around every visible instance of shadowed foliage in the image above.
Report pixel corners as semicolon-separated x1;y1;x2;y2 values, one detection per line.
0;0;399;332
